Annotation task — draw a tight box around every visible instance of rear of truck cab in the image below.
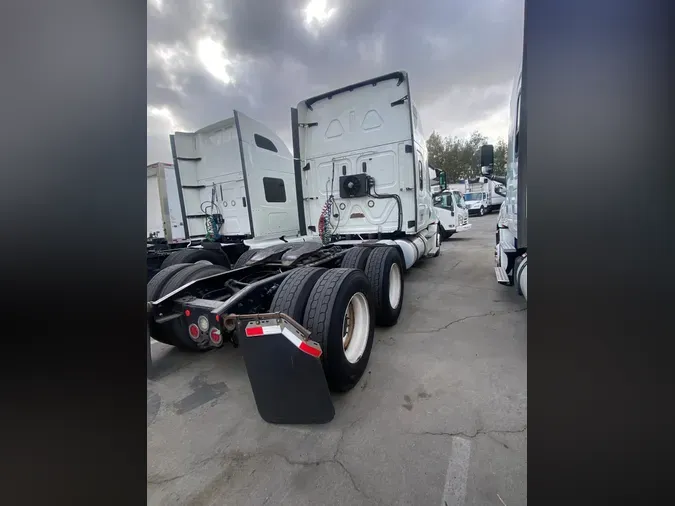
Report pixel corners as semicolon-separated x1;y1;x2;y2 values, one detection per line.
171;111;300;242
293;71;434;239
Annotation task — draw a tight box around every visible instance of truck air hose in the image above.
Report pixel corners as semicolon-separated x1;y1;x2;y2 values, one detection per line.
201;184;223;241
318;197;333;245
366;176;403;232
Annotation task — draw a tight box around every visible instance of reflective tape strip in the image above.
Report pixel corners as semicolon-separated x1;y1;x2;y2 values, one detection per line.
245;325;282;336
245;323;322;358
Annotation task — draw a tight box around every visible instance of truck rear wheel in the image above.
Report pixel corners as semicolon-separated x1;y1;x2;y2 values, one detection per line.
160;248;231;270
146;263;191;302
340;246;372;271
233;249;258;268
147;263;192;346
303;268;375;392
364;246;404;327
160;263;217;298
269;267;327;322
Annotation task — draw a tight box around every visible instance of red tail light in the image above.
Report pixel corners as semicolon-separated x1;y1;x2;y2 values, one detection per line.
209;328;222;344
188;324;200;340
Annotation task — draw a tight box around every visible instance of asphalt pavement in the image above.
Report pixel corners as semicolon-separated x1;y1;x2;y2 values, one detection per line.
147;213;527;506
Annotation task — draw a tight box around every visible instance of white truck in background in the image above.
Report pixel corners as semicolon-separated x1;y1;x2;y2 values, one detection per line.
147;112;301;279
480;67;527;300
170;113;300;244
429;166;471;240
433;190;471;240
147;71;442;424
462;177;506;216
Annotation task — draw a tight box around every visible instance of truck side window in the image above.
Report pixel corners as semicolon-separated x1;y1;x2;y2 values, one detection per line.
254;134;278;153
263;177;286;202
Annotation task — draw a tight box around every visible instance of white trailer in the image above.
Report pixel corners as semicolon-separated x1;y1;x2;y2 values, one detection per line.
147;71;442;424
146;162;185;242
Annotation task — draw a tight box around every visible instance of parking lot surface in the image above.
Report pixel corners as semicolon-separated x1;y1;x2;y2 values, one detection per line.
147;214;527;506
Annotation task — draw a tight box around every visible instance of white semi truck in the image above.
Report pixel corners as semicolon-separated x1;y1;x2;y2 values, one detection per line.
479;68;527;300
147;71;442;424
146;112;301;279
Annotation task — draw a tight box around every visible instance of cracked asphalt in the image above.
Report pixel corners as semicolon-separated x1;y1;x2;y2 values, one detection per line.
147;214;527;505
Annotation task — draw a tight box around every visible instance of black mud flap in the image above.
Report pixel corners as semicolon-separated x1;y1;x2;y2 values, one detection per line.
237;315;335;424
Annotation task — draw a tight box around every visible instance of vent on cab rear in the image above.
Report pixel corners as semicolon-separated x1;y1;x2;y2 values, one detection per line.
339;174;369;198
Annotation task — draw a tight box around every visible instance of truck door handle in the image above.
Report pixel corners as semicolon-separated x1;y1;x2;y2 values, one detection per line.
242;197;247;207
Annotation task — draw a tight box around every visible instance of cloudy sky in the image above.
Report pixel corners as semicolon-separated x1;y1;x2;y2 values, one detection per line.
147;0;524;164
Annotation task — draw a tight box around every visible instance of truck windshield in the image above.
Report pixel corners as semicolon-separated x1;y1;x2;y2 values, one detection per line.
454;193;466;208
464;193;481;201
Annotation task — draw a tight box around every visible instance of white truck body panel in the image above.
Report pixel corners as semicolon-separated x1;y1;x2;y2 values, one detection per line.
503;69;522;238
172;111;300;240
296;71;433;238
492;64;526;299
146;162;186;242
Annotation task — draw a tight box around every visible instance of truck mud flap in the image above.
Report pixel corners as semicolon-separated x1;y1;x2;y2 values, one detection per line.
237;315;335;424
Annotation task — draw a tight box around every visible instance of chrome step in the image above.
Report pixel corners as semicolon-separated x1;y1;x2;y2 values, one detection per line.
495;266;511;284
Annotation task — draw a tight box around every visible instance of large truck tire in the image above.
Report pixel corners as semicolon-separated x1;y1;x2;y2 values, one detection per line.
146;263;191;302
233;249;257;269
303;268;375;392
269;267;327;322
364;246;404;327
340;246;372;271
160;248;231;270
160;263;216;297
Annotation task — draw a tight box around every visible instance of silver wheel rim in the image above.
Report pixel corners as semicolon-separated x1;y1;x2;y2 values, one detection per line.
342;292;370;364
388;263;402;309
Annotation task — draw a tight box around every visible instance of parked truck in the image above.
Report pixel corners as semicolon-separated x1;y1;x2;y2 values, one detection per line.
429;166;471;240
479;67;527;300
433;190;471;240
147;71;442;424
462;177;506;216
146;111;301;279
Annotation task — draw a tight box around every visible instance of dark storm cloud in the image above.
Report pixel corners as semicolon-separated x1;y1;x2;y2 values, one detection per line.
147;0;524;163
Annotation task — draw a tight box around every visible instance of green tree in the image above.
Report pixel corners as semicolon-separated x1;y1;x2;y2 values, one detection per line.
493;138;508;177
426;130;508;182
426;131;445;169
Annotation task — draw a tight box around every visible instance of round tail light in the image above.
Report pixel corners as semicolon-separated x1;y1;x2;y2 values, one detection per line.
197;315;209;332
209;328;222;345
188;324;200;340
